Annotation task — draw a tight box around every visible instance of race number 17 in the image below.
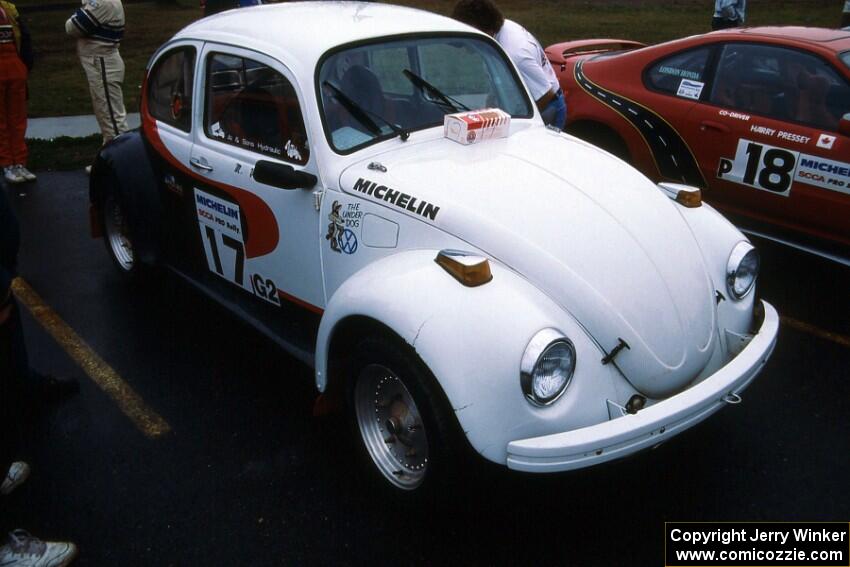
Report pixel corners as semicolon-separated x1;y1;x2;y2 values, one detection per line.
717;139;799;196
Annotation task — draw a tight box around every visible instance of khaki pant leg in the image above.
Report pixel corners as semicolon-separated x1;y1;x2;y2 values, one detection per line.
81;52;129;144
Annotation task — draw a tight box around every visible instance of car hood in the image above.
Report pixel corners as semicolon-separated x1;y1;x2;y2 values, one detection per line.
340;127;717;397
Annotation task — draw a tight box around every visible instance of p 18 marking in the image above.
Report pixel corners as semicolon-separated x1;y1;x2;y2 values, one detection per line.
718;139;799;196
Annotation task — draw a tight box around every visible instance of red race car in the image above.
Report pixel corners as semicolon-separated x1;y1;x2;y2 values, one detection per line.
548;28;850;264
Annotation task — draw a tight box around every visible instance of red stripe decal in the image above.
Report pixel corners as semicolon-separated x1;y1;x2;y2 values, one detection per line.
141;96;279;259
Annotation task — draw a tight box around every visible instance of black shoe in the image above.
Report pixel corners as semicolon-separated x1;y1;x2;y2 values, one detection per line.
30;371;80;403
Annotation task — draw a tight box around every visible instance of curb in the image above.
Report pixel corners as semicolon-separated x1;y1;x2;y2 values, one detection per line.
26;113;141;140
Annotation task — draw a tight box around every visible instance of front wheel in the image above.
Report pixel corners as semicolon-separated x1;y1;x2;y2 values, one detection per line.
349;335;466;494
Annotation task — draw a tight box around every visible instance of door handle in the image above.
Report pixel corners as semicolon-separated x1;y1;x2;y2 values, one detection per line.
189;157;214;172
700;120;730;133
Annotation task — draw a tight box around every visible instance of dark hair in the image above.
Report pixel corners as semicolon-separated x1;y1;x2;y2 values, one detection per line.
451;0;504;35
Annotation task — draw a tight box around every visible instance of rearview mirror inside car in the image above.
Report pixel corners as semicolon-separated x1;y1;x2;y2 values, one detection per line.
254;161;317;190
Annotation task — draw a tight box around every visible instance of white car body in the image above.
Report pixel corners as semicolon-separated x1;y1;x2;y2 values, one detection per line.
98;2;779;483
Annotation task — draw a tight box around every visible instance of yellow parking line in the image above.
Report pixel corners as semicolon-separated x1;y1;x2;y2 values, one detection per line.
781;316;850;349
11;278;171;439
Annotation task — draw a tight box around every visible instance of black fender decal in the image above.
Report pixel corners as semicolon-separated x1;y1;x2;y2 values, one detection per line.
575;60;706;187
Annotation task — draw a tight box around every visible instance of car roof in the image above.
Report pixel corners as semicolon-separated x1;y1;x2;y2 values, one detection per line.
717;26;850;50
175;1;476;68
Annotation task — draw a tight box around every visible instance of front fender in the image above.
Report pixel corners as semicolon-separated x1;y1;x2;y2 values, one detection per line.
316;249;630;464
90;131;162;266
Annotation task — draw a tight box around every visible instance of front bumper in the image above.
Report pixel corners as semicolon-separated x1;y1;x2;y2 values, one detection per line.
506;300;779;473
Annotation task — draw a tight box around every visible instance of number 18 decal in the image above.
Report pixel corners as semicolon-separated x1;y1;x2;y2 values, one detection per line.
717;139;799;196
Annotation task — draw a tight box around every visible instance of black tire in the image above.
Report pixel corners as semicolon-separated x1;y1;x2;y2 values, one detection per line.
347;334;468;499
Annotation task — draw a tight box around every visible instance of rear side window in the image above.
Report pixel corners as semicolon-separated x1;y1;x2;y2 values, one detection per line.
204;53;309;165
646;47;712;99
710;43;850;131
147;47;196;132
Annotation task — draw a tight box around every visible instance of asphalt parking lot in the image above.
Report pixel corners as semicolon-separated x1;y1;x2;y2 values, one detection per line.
3;171;849;566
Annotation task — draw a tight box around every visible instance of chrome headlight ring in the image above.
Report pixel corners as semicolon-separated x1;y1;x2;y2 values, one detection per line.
520;328;576;407
726;241;760;300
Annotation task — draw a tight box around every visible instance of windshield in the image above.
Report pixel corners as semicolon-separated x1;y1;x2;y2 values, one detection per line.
841;50;850;72
318;35;533;152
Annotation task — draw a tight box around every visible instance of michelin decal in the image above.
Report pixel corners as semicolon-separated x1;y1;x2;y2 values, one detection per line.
350;178;440;221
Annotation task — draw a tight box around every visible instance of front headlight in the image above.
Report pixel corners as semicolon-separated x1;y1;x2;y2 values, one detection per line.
726;241;760;299
520;328;576;406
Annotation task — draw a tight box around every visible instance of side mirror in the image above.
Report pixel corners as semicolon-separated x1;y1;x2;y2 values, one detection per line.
839;113;850;138
254;160;317;190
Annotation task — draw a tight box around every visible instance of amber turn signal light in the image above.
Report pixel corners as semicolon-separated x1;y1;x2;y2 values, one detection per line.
657;182;702;208
435;250;493;287
675;188;702;208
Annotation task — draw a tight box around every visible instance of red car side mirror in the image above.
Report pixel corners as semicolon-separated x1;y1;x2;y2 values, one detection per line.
840;113;850;138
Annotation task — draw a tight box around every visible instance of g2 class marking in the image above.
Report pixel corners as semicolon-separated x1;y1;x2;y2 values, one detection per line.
250;273;281;306
351;177;440;221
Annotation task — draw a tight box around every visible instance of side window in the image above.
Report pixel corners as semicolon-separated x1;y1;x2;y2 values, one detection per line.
645;47;711;99
204;53;309;165
147;47;196;132
711;43;850;131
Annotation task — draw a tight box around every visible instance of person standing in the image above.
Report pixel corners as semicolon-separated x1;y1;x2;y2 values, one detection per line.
451;0;566;130
712;0;746;30
65;0;128;149
0;0;35;184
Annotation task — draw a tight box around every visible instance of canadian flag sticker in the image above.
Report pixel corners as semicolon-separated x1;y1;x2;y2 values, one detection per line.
816;133;836;149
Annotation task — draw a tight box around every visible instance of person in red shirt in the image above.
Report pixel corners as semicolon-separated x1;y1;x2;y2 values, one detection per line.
0;0;35;184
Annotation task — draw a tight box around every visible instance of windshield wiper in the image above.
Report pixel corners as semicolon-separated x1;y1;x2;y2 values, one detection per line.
403;69;470;113
322;81;409;142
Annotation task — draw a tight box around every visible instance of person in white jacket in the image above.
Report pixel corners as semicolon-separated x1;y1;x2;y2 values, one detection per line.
65;0;128;147
712;0;746;30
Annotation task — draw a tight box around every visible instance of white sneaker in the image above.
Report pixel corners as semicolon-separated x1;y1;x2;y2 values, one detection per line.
84;165;91;176
0;461;30;495
14;165;36;182
3;166;25;184
0;530;78;567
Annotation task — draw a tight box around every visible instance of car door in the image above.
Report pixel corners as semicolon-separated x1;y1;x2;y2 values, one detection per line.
683;42;850;248
188;45;324;326
141;41;203;269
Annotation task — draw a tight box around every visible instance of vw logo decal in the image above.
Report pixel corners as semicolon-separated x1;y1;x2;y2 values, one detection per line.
338;229;358;255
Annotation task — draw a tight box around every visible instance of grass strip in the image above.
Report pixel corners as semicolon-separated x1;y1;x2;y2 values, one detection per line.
27;134;103;171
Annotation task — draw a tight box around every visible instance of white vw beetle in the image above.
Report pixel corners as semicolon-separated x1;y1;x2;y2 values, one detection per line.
90;2;779;492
